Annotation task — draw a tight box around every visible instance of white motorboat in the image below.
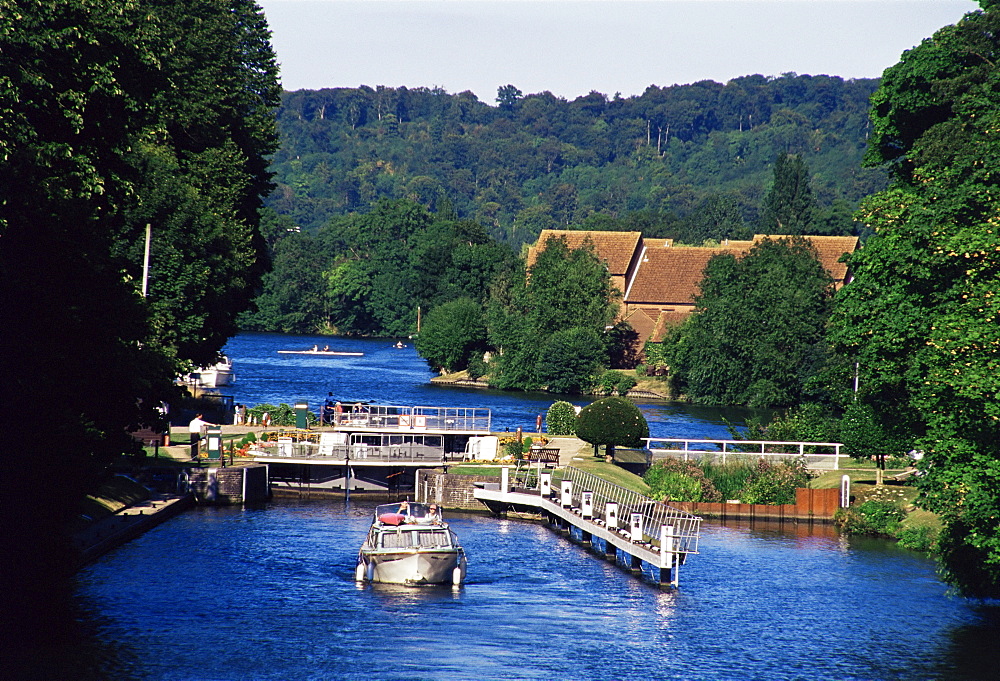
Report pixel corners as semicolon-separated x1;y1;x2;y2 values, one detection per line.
194;356;234;387
355;502;467;586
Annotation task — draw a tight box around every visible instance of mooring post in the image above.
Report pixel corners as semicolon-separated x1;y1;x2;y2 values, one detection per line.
561;479;573;508
660;524;678;586
605;501;619;529
501;466;510;492
840;474;851;508
581;490;593;519
540;471;551;497
630;512;643;543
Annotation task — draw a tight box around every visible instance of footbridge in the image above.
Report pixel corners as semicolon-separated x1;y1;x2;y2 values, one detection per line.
474;466;701;586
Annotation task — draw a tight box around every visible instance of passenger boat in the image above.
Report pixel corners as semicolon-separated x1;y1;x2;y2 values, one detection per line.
277;348;364;357
355;501;467;586
193;356;234;387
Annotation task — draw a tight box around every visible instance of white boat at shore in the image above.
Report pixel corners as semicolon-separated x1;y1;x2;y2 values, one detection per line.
193;356;234;387
278;349;364;357
355;502;467;586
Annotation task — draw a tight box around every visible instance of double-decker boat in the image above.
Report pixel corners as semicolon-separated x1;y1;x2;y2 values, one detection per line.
355;502;467;586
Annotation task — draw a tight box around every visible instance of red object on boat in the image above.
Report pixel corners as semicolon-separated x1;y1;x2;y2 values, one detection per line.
379;513;406;525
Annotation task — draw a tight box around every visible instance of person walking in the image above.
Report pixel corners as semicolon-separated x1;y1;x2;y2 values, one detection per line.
188;413;212;460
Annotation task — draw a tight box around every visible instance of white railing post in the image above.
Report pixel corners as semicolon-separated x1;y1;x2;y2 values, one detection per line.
630;512;643;543
561;479;573;508
606;501;619;529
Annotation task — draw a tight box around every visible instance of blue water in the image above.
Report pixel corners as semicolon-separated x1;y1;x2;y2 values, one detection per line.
48;332;1000;680
221;331;755;438
72;501;999;681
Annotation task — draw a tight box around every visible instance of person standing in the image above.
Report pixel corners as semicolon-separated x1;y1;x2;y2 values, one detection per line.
188;413;212;460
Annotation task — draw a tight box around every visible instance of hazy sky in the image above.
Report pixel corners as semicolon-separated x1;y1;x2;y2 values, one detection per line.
259;0;980;101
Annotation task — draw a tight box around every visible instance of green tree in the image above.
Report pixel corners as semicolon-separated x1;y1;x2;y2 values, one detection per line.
0;0;279;641
575;397;650;460
669;237;834;407
534;327;604;394
828;1;1000;598
546;401;578;436
759;153;816;235
415;298;487;373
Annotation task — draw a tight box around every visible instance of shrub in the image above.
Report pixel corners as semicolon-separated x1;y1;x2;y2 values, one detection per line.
738;457;809;505
700;459;753;501
643;457;721;502
896;526;937;553
575;397;649;460
615;373;637;395
245;403;308;427
546;401;577;436
835;500;906;537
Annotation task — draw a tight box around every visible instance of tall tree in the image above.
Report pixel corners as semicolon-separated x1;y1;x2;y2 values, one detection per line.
0;0;280;639
669;237;833;407
759;153;816;235
828;0;1000;598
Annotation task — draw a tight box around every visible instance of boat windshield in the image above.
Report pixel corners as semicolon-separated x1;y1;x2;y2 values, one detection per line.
378;527;454;549
375;501;432;521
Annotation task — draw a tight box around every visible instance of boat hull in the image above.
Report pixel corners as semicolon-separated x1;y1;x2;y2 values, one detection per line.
359;549;466;585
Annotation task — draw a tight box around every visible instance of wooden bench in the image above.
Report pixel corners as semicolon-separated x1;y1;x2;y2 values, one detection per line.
526;448;560;466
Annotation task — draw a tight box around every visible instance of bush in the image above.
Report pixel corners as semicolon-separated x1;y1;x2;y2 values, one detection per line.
896;526;937;553
835;500;906;537
738;458;810;504
546;401;577;436
643;458;720;502
700;459;752;501
575;397;649;459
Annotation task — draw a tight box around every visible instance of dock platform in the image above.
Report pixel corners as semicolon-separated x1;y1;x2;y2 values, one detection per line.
474;466;702;586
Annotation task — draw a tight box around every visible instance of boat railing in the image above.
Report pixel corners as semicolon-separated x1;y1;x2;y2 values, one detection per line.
332;404;491;432
559;466;701;555
255;440;450;463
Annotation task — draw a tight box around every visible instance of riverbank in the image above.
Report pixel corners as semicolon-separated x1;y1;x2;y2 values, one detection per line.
430;369;672;400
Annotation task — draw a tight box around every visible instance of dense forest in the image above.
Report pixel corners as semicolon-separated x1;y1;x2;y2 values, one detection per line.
267;74;887;246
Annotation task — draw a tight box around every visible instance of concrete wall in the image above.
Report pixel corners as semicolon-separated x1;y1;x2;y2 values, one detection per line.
416;471;498;510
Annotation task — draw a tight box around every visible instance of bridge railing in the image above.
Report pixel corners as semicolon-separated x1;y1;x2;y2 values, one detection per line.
644;438;848;471
561;467;702;556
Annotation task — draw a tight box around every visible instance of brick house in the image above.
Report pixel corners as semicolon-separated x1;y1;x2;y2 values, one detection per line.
526;230;858;354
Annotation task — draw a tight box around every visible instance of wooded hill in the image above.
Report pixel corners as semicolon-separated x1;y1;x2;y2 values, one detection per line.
268;73;886;244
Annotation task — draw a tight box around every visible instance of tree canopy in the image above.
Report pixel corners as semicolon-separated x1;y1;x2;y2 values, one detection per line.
668;237;834;407
828;0;1000;597
575;397;650;460
0;0;279;635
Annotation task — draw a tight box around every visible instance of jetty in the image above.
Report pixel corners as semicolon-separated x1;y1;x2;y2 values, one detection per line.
474;465;702;586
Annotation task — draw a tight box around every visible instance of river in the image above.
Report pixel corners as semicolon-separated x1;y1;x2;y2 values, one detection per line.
53;333;1000;679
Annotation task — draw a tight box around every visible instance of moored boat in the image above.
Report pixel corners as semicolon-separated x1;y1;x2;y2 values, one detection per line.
193;356;234;387
355;501;467;586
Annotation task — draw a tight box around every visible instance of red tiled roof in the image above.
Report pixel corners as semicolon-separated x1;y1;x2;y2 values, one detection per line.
625;246;739;305
526;230;642;275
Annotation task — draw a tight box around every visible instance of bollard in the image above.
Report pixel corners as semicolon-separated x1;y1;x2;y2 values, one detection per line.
540;471;551;497
581;490;593;519
501;466;510;492
561;479;573;508
605;501;619;529
630;512;643;542
660;524;679;586
840;474;851;508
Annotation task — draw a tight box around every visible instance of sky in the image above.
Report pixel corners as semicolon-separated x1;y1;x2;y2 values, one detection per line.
258;0;980;102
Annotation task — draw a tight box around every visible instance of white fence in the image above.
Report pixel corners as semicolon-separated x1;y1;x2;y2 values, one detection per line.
644;438;848;471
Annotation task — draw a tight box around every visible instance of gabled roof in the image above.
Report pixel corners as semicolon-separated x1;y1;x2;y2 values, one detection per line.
526;230;642;275
625;246;739;305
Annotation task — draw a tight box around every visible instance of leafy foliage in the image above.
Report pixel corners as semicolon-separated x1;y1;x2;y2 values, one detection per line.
643;458;721;502
575;397;649;459
668;237;834;407
738;458;810;505
415;298;487;373
484;235;617;391
546;401;578;436
268;75;883;243
0;0;279;636
835;500;907;537
827;1;1000;597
